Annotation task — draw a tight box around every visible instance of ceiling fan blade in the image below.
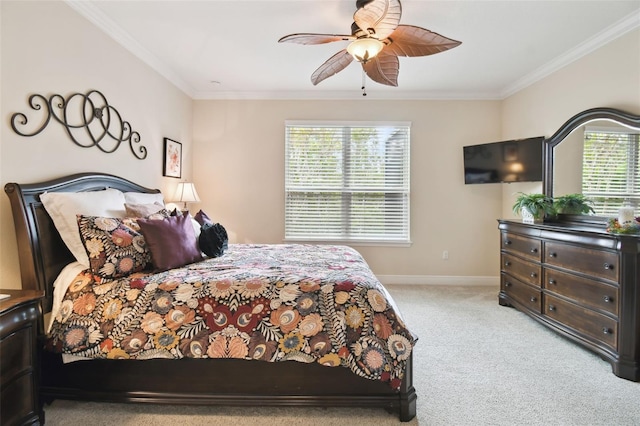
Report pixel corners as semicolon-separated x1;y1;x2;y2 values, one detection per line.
363;50;399;86
311;50;354;85
385;25;461;57
353;0;401;40
278;33;355;45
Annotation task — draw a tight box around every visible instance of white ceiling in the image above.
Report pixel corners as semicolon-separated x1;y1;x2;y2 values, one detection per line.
67;0;640;100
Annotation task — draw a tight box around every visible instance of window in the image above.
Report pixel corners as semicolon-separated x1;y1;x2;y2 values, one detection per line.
285;121;410;244
582;127;640;216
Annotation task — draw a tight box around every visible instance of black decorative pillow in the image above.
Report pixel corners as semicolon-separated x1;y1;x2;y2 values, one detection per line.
199;222;228;258
77;215;151;281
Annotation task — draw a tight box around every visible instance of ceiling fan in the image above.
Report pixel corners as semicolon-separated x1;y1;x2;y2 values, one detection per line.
278;0;461;94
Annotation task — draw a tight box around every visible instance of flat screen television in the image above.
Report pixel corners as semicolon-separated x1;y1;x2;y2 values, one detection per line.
463;136;544;184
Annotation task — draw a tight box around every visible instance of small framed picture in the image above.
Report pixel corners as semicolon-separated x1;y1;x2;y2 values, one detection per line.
503;143;518;162
163;138;182;178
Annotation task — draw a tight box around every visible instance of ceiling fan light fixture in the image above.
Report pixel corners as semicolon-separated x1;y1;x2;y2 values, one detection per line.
279;0;461;88
347;38;384;62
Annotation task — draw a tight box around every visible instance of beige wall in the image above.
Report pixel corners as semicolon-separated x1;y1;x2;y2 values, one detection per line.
191;29;640;282
500;29;640;218
192;100;503;282
0;1;194;289
553;130;584;196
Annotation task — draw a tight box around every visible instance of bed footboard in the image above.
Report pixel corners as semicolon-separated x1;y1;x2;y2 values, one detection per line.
40;349;416;421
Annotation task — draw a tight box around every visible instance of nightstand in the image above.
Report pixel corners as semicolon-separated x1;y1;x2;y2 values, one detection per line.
1;290;44;425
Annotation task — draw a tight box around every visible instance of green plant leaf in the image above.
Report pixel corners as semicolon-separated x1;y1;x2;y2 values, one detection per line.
512;192;555;219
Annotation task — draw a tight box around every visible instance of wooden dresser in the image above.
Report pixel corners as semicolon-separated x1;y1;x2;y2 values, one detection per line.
0;290;44;425
498;219;640;381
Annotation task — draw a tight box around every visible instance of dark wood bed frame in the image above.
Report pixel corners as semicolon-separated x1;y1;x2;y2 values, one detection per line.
5;172;417;422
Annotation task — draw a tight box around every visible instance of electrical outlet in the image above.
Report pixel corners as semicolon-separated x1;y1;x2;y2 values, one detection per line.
442;250;449;260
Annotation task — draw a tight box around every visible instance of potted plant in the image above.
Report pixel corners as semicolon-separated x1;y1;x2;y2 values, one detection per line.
512;192;555;223
553;193;595;215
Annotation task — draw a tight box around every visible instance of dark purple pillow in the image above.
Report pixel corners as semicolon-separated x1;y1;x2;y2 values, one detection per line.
137;214;203;271
194;209;213;227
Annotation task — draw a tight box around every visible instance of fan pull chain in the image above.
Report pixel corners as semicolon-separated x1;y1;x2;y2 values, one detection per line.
361;68;367;96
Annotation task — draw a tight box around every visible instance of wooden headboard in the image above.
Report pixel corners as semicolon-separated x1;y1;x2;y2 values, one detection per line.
4;173;160;312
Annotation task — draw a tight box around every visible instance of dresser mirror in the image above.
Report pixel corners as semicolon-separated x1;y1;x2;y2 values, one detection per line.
543;107;640;222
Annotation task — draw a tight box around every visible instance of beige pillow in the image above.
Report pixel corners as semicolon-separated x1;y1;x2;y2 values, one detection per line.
40;189;127;267
124;202;165;218
124;191;164;205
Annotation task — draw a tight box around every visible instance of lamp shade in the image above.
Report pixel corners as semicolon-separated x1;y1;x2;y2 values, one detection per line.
347;38;384;62
173;182;200;208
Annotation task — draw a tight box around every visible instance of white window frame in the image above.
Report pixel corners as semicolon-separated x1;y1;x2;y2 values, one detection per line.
284;121;411;246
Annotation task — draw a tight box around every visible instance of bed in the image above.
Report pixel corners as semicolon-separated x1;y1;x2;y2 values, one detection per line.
5;172;417;422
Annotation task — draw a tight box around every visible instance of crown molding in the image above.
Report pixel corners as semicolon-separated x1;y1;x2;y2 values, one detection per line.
61;0;504;101
500;11;640;99
191;89;502;101
66;1;638;102
64;0;197;98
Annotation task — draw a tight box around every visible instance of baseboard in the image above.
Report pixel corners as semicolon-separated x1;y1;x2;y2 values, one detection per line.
377;275;499;286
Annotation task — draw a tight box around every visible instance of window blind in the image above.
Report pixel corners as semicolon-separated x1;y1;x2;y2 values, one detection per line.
582;128;640;216
285;122;410;243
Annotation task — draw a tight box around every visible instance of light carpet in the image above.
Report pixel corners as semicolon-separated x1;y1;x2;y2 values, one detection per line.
42;285;640;425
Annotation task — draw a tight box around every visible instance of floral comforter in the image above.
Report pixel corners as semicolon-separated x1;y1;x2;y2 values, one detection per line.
47;244;415;389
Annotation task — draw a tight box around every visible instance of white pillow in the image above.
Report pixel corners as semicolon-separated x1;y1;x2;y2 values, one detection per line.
124;191;164;205
40;189;127;266
191;217;202;239
47;261;86;333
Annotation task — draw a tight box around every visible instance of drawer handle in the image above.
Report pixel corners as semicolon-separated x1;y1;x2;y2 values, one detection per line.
604;263;614;271
548;279;557;285
548;304;556;312
504;240;512;245
549;252;557;258
505;281;512;287
530;296;537;303
530;248;538;253
505;261;511;267
530;272;537;278
602;327;613;335
603;296;613;303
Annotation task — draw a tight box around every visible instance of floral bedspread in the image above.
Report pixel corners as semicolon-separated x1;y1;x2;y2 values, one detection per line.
46;244;415;389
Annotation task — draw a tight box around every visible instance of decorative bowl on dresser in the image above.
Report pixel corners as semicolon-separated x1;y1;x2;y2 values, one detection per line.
0;290;44;425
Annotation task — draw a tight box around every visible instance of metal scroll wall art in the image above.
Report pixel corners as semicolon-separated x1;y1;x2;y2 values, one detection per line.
11;90;147;160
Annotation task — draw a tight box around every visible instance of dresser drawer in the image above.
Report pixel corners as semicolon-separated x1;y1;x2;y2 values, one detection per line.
0;327;33;380
544;294;618;350
501;232;542;261
544;269;619;317
501;273;542;313
0;291;44;426
0;371;36;426
544;242;618;282
502;253;541;287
